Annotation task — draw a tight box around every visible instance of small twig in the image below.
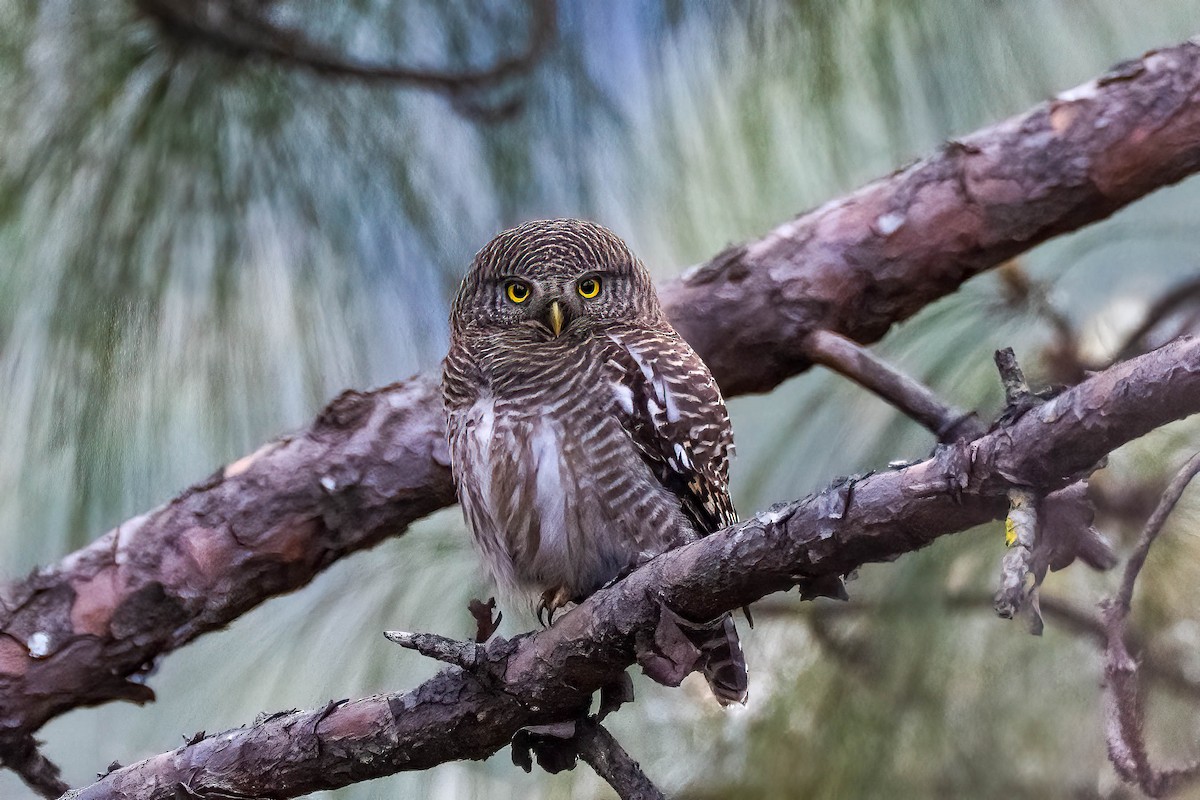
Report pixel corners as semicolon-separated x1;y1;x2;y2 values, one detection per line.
0;734;70;799
1115;451;1200;612
994;489;1042;632
384;630;484;671
988;350;1113;631
1102;451;1200;798
803;329;982;442
574;718;666;800
997;261;1086;384
1115;275;1200;362
991;350;1046;629
993;347;1031;405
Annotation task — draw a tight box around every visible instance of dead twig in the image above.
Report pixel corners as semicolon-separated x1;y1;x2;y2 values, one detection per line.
993;347;1031;406
1115;276;1200;363
1102;451;1200;798
575;718;666;800
384;630;485;672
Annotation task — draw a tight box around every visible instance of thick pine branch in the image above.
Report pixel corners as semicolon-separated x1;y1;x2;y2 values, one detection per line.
3;37;1200;756
665;39;1200;395
66;337;1200;800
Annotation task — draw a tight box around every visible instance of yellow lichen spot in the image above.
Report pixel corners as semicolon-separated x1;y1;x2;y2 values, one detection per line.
1004;516;1017;547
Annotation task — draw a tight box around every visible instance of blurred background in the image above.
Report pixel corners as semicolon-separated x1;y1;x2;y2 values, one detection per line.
2;1;1200;798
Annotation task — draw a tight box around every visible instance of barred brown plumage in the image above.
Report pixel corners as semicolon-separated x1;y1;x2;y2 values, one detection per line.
442;218;748;705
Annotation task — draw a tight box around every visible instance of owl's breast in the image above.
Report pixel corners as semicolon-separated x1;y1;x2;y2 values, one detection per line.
447;353;694;599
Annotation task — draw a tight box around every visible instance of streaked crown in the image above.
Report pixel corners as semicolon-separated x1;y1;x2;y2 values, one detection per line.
450;219;663;338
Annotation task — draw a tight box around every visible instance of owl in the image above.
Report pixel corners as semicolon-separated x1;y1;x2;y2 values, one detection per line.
442;219;747;705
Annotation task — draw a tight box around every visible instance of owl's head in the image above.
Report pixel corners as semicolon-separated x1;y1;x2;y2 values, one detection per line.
450;219;663;339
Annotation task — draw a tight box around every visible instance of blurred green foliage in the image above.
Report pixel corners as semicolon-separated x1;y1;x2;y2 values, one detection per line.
1;2;1199;798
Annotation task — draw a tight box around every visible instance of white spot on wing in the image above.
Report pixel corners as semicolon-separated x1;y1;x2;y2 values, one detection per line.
658;377;680;423
619;337;656;383
673;443;693;470
611;383;634;415
608;333;680;422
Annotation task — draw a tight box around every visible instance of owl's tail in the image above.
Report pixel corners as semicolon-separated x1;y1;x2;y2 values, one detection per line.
693;613;749;706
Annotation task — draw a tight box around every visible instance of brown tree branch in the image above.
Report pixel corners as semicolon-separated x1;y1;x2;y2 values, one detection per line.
802;329;981;441
1102;451;1200;798
574;718;666;800
5;37;1200;771
65;337;1200;800
784;336;1111;629
665;40;1200;396
1115;451;1200;612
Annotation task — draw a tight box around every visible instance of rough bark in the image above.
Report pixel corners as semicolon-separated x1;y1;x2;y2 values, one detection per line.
573;719;666;800
66;337;1200;800
3;37;1200;756
0;377;455;742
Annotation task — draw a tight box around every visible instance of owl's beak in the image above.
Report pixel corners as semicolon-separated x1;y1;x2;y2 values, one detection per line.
546;300;566;337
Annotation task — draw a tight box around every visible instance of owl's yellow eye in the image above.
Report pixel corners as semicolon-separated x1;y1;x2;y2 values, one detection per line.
577;277;601;299
505;281;531;303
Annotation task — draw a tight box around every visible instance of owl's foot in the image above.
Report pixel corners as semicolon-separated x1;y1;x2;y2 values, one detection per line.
536;585;573;627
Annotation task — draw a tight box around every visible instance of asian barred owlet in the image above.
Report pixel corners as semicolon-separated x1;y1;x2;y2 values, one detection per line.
442;219;748;705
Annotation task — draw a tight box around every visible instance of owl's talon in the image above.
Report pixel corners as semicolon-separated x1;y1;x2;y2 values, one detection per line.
537;586;572;628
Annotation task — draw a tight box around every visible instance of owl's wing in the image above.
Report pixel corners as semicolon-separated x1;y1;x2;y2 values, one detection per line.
606;327;736;536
